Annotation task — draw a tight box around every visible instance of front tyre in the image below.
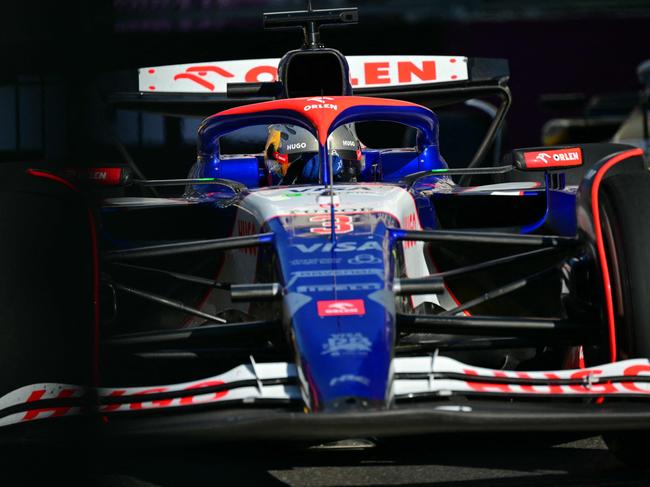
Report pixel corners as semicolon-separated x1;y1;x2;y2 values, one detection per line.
597;171;650;468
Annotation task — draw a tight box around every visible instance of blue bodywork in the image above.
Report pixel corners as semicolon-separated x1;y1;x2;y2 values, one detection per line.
269;214;396;409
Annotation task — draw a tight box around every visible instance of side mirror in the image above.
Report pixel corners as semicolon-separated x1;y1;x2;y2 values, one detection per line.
63;166;133;187
512;146;583;171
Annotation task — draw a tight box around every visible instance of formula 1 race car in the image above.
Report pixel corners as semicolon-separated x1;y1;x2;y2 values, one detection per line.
2;6;650;468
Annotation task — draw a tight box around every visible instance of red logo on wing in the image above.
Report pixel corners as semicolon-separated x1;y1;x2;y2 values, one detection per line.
317;299;366;317
523;148;583;169
173;65;235;92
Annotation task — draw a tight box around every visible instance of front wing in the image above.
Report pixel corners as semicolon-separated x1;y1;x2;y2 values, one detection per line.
2;357;650;443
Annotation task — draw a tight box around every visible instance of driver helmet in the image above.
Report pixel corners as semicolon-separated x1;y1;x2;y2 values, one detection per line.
328;124;364;182
264;124;319;185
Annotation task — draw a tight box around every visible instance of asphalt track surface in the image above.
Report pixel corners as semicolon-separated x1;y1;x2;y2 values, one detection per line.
6;434;650;486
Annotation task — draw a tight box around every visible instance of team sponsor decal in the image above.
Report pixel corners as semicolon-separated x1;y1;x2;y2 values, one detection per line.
304;97;338;112
139;56;468;93
262;185;378;195
329;374;371;387
0;384;85;428
292;240;383;253
100;381;228;412
348;253;382;265
317;299;366;317
321;332;373;356
287;269;384;289
98;363;299;413
394;357;650;396
64;167;128;187
0;364;300;427
287;142;308;150
297;282;381;293
87;167;124;186
289;257;343;266
97;385;299;413
522;147;583;170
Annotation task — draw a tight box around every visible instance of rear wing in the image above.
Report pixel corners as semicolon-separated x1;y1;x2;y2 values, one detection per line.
112;56;509;115
139;55;472;94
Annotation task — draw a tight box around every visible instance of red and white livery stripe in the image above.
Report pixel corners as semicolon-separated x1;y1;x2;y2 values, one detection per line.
394;356;650;396
0;383;85;428
98;362;298;413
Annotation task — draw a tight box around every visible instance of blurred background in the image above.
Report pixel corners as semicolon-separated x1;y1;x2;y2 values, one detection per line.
1;0;649;176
